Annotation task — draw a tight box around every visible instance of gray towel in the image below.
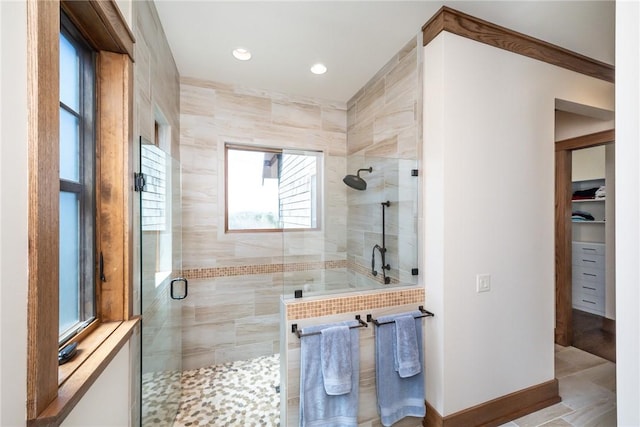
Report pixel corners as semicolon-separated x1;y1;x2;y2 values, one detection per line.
375;311;425;426
321;325;352;395
300;320;359;427
394;315;421;378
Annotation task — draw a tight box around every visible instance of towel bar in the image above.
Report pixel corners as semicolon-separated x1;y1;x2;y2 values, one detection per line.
366;306;434;326
292;315;368;338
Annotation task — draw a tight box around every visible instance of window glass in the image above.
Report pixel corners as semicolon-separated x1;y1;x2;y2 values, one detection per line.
59;33;79;112
59;191;80;336
280;152;318;228
226;145;321;231
58;17;96;344
227;148;280;229
59;108;80;182
140;144;167;231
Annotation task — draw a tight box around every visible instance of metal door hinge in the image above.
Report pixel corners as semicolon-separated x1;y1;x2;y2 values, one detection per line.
134;172;146;192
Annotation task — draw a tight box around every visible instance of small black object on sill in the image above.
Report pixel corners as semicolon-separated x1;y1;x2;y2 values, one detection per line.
58;341;78;365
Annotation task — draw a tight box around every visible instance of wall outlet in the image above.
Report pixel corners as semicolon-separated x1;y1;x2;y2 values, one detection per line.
476;274;491;293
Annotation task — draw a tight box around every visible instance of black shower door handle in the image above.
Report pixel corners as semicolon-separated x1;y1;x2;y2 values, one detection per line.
170;277;188;300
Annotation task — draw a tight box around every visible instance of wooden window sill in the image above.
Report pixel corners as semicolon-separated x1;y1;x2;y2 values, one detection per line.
28;317;140;427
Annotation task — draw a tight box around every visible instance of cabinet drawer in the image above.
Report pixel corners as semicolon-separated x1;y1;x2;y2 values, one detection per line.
572;252;605;269
572;293;605;315
572;241;605;256
573;265;605;284
573;281;605;297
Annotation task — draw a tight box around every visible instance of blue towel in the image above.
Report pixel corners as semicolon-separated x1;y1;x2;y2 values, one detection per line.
321;325;352;395
394;315;421;378
300;320;359;427
375;311;425;426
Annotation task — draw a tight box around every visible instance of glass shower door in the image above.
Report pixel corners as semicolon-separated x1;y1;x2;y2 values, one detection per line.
139;137;185;426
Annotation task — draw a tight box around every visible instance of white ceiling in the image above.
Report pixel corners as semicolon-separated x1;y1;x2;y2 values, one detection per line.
154;1;615;104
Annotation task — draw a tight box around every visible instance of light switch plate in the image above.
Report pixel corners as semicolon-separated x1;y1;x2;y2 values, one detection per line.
476;274;491;293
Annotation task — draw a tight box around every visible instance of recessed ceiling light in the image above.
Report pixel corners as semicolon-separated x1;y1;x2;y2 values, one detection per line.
232;48;252;61
310;63;327;75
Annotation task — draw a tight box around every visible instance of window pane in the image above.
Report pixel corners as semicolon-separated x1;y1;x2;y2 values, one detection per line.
59;191;80;336
226;146;322;231
141;144;167;232
227;149;280;229
60;33;79;112
280;152;318;229
60;107;80;182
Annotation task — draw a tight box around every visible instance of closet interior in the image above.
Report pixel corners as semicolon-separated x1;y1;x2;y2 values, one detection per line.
570;143;615;362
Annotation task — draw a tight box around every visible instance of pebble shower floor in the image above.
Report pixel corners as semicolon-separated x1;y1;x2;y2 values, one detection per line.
143;354;280;427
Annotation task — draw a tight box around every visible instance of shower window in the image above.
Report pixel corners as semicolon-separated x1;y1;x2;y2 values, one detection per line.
225;144;322;232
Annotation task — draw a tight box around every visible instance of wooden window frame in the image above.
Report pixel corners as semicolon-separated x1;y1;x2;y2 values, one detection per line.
27;1;137;425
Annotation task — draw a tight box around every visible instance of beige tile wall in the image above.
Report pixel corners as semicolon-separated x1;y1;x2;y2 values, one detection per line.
282;288;426;426
180;77;348;270
179;78;349;367
347;36;422;160
345;35;423;289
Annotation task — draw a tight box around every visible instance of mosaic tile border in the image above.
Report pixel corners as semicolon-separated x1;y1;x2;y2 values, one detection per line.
285;287;425;320
182;259;347;279
182;259;407;284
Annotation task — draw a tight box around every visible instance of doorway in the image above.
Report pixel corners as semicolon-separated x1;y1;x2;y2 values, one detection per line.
555;125;615;362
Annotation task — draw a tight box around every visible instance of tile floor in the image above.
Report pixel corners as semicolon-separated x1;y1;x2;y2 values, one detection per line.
141;369;182;427
501;345;616;427
172;354;280;427
146;345;614;427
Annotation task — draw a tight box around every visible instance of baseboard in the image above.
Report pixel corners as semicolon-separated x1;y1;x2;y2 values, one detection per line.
602;317;616;335
424;401;443;427
424;379;560;427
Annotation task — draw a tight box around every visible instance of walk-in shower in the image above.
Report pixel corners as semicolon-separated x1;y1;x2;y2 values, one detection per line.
343;167;372;190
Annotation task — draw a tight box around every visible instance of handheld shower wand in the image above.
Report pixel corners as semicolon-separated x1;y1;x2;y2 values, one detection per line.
371;244;391;284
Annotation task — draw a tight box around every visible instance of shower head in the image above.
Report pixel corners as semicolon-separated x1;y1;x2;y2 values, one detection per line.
343;167;372;190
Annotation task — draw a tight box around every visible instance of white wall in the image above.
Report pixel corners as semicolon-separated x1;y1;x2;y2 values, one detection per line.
554;109;614;142
423;32;614;416
0;1;29;425
615;1;640;425
61;345;130;426
571;146;605;181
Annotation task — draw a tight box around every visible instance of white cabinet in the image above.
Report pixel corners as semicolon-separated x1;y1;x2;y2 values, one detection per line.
572;241;605;315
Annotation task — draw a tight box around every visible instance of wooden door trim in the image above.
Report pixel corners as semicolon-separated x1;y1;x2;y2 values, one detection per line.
554;129;614;346
556;129;615;152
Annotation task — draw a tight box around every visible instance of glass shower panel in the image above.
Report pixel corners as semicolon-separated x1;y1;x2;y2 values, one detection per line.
396;158;420;285
140;137;184;427
344;156;419;291
282;153;419;299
